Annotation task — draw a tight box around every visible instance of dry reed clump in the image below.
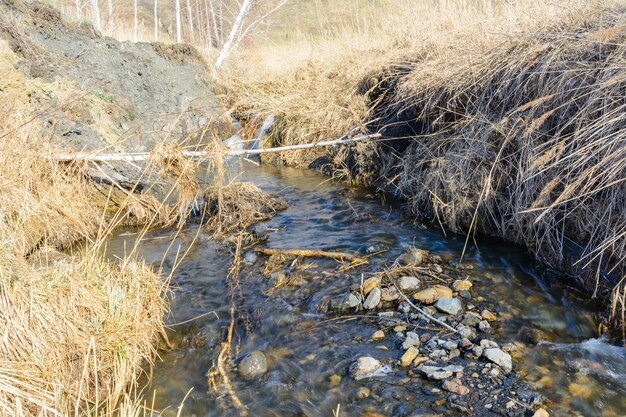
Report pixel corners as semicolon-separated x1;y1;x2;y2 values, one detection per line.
0;248;167;416
202;182;287;237
227;0;626;327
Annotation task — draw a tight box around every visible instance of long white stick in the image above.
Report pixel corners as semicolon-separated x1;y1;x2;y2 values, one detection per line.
53;133;379;162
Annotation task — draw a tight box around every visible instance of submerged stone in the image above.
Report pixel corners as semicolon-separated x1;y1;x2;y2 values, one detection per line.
238;351;269;379
350;356;382;380
435;297;462;315
398;248;428;266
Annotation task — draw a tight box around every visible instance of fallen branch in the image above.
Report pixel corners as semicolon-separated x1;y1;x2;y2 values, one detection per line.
52;133;380;162
255;247;358;262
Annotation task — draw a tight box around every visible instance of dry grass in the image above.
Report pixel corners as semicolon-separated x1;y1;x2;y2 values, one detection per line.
225;0;626;327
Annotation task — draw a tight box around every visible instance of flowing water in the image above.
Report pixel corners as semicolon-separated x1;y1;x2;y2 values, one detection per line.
106;162;626;417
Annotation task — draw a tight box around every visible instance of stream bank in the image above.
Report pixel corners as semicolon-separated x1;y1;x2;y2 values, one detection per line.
108;161;625;417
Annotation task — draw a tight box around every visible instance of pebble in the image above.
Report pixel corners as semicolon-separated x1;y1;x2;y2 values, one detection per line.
420;333;432;343
459;290;472;299
481;309;497;321
363;287;381;310
472;346;484;357
435;297;462;315
371;330;385;341
243;252;258;265
356;387;371;399
452;279;472;291
533;408;550;417
402;331;421;349
238;351;269;379
484;348;513;372
381;286;400;301
398;248;428;266
443;379;469;395
480;339;499;349
462;312;482;327
394;325;407;332
350;357;382;380
478;320;492;333
362;276;381;296
421;366;453;380
343;292;361;309
413;285;453;304
413;356;428;366
459;337;473;348
328;374;341;387
398;276;421;293
400;346;419;367
502;342;517;352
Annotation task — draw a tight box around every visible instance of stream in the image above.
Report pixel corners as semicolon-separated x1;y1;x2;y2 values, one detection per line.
105;162;626;417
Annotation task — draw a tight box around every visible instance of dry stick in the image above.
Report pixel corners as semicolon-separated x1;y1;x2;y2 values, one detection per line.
208;234;248;416
255;247;358;262
52;133;380;162
393;285;459;334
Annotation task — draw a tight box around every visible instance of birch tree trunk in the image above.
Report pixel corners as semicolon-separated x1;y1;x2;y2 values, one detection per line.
107;0;113;36
154;0;158;41
207;0;219;47
214;0;253;70
186;0;195;43
175;0;182;43
76;0;82;19
134;0;138;41
89;0;101;31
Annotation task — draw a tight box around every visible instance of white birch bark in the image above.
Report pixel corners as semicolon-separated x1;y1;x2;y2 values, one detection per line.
214;0;253;70
134;0;138;41
107;0;113;36
89;0;101;31
154;0;158;41
207;0;219;46
76;0;82;19
175;0;182;43
186;0;195;43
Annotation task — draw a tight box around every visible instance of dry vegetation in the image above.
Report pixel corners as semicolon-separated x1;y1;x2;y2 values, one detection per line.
222;0;626;327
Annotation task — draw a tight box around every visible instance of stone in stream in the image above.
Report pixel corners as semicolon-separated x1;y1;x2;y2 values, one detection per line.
362;276;381;296
478;320;492;333
400;346;419;367
398;276;421;293
481;309;497;321
363;287;381;310
370;330;385;341
381;286;400;301
355;386;371;399
238;351;269;379
435;297;462;315
397;248;429;267
420;366;453;380
462;311;482;327
533;408;550;417
443;379;469;395
402;331;421;350
413;285;453;304
484;348;513;372
342;292;361;309
350;356;382;380
452;279;472;291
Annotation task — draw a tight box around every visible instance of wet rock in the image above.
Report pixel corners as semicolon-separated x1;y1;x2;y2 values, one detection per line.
502;343;517;352
363;287;381;310
420;333;432;343
394;325;407;333
533;408;550;417
459;290;472;299
356;386;371;399
350;356;382;380
478;320;492;333
472;346;484;358
238;351;269;379
435;297;462;315
362;276;381;296
371;330;385;342
342;292;362;309
484;348;512;372
243;251;258;265
398;248;428;267
413;356;429;366
459;338;473;349
480;339;499;349
443;340;459;351
481;309;497;322
402;331;421;350
400;347;419;367
328;374;341;387
452;279;472;291
443;379;469;395
398;276;421;293
413;285;453;304
462;312;482;327
381;286;400;301
421;366;453;380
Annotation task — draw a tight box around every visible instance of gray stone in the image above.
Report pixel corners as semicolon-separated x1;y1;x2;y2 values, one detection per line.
462;312;482;327
484;348;513;372
381;286;400;301
238;351;269;379
342;292;361;309
478;320;492;333
350;356;382;380
363;287;381;310
402;331;421;350
398;276;421;293
435;297;463;315
398;248;428;266
421;366;453;380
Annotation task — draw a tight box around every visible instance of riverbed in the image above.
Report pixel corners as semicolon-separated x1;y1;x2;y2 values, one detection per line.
106;162;626;417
